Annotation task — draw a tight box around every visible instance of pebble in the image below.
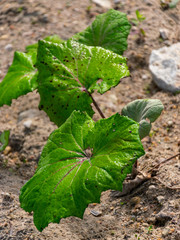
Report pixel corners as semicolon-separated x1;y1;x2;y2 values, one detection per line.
92;0;113;9
18;109;40;122
162;227;170;237
130;196;141;206
23;120;32;129
4;44;13;52
159;28;169;40
157;196;165;204
90;210;102;217
148;185;157;191
144;0;153;6
155;211;172;226
3;146;12;155
167;120;173;127
1;192;13;202
149;42;180;93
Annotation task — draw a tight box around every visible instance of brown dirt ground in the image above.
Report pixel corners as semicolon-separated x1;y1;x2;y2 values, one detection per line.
0;0;180;239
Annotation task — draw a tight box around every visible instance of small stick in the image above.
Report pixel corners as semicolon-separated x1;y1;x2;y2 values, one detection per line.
148;153;180;173
153;177;180;190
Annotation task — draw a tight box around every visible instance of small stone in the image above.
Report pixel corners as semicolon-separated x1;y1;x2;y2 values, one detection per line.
148;185;157;190
157;196;165;204
18;109;40;122
155;212;172;226
23;120;32;129
159;29;169;40
167;120;173;127
3;146;12;155
130;196;141;206
92;0;113;9
162;227;170;237
1;192;13;202
144;0;153;6
4;44;13;52
90;210;102;217
149;42;180;93
114;0;120;4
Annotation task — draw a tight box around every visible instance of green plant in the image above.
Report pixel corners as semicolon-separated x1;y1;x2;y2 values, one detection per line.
0;10;163;231
0;130;10;152
131;10;146;42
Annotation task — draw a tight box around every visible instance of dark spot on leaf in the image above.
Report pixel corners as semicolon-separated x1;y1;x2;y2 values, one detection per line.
54;112;56;114
72;57;75;60
58;84;60;87
53;57;56;60
81;64;83;66
50;80;52;82
52;95;55;98
77;96;80;98
129;131;132;133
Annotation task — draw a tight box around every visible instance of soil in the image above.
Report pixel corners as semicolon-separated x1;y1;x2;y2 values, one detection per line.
0;0;180;239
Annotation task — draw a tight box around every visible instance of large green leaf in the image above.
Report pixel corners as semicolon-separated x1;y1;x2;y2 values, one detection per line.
37;39;129;126
122;99;164;139
0;130;10;152
73;9;131;55
20;111;144;231
0;51;38;107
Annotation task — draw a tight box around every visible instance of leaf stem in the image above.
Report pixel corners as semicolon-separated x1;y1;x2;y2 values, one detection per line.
87;92;105;119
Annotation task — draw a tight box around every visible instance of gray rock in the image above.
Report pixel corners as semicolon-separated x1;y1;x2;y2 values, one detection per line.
18;109;40;122
92;0;113;9
159;28;169;40
149;42;180;93
144;0;153;5
4;44;13;52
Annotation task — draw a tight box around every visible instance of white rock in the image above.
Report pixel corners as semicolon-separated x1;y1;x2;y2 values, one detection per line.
18;109;40;122
92;0;113;9
149;42;180;93
157;196;165;204
23;120;32;129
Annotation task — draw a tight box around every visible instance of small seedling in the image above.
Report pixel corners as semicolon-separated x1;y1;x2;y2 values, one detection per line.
0;10;163;231
131;10;146;43
147;225;153;234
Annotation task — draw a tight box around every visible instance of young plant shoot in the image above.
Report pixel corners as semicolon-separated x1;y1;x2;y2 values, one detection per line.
0;10;163;231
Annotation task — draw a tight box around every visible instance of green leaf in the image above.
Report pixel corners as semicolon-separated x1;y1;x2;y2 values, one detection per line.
73;9;131;55
26;35;64;52
37;39;129;126
121;99;164;139
20;111;144;231
135;10;145;22
0;130;10;152
169;0;180;8
0;51;38;107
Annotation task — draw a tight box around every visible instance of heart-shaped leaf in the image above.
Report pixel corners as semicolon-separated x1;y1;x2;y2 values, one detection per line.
0;51;38;107
121;99;164;139
20;111;144;231
0;130;10;152
37;39;129;126
73;9;131;55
